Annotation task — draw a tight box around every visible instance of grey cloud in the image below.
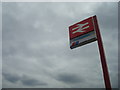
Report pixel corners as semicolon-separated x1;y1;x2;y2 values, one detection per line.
56;73;83;84
94;2;118;30
21;75;47;86
3;72;20;83
3;72;47;86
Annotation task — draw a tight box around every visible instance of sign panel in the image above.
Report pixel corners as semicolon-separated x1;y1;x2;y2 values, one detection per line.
69;16;97;49
69;17;94;39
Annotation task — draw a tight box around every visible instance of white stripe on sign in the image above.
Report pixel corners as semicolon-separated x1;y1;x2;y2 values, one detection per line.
72;22;89;34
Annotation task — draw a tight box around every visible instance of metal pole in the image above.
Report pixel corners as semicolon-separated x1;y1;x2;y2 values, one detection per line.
93;15;112;90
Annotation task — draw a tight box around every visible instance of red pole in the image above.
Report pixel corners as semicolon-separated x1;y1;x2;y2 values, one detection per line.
93;15;112;90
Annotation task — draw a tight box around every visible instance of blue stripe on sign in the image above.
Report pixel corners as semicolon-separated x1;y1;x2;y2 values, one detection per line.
70;32;96;47
72;31;94;41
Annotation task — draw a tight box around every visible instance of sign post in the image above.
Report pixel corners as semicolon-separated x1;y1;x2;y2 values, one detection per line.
93;15;112;90
69;15;112;90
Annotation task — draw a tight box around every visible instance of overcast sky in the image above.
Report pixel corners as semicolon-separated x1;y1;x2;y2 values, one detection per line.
2;2;118;88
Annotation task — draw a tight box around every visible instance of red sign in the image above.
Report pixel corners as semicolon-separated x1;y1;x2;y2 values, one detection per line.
69;16;94;39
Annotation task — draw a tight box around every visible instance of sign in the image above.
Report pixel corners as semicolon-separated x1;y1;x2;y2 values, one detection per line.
68;15;112;89
69;16;97;49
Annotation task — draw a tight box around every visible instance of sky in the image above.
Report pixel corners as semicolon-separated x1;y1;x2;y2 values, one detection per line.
2;2;118;88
